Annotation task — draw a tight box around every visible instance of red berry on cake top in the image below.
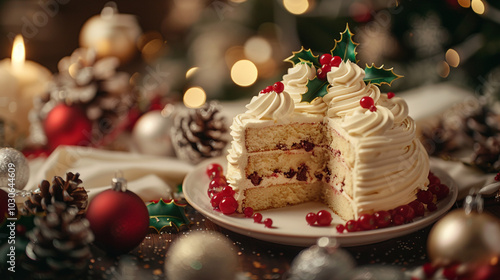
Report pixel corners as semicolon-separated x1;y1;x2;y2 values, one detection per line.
387;92;395;99
329;56;342;67
319;53;332;65
273;81;285;93
360;96;377;111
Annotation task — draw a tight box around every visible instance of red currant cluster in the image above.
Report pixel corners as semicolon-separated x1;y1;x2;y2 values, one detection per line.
317;54;342;80
305;210;333;226
251;211;273;228
206;163;238;215
336;172;450;233
260;81;285;94
359;96;377;112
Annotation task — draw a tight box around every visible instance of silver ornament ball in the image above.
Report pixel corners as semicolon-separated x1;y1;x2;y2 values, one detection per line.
165;231;238;280
132;107;175;157
0;147;30;189
288;237;355;280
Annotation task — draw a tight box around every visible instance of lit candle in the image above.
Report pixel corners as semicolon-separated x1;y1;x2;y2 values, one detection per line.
0;35;52;147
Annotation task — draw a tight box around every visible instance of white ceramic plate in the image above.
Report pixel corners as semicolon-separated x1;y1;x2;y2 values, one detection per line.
183;157;458;247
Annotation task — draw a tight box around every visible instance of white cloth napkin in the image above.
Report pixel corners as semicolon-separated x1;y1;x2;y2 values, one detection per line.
25;146;194;202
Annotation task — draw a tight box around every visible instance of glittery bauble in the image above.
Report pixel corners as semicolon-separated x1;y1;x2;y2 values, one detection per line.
288;237;355;280
0;147;30;190
132;109;175;156
165;231;238;280
79;3;141;63
427;208;500;266
43;104;93;150
85;177;149;255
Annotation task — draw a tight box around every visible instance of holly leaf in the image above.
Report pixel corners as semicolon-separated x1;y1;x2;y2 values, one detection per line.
147;199;191;233
363;64;403;86
331;24;359;63
284;47;320;67
301;78;329;103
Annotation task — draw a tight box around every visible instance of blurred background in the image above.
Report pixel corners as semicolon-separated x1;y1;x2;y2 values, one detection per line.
0;0;499;161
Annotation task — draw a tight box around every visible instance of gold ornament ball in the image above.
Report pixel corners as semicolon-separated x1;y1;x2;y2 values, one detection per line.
427;209;500;266
165;232;238;280
79;5;141;64
0;147;30;190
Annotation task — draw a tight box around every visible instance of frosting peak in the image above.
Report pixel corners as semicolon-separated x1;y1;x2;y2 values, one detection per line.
323;60;381;117
341;106;394;137
245;90;294;120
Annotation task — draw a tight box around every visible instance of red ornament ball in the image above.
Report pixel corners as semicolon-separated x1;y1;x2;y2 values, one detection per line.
43;104;93;150
86;187;150;255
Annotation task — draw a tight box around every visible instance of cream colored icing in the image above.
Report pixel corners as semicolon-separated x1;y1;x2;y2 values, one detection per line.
324;60;381;117
282;62;327;114
245;90;294;120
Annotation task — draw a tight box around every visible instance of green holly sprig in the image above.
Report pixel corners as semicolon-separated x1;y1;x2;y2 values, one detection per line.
284;24;402;103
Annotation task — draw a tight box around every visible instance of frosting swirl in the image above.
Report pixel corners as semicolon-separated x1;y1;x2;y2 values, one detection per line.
245;90;294;120
323;61;380;117
341;106;394;137
378;94;408;124
282;62;327;114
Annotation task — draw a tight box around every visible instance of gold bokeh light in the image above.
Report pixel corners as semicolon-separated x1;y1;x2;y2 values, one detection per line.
471;0;485;14
183;87;207;108
445;49;460;68
231;59;258;87
283;0;310;15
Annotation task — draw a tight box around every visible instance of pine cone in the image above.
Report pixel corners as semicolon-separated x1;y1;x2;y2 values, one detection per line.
23;172;88;218
171;101;229;164
24;202;94;278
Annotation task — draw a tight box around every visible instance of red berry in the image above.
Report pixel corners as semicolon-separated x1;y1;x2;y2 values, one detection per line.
405;206;415;222
369;105;377;112
260;85;274;94
429;184;449;200
263;218;273;228
206;163;223;178
358;214;376;230
316;210;332;226
427;202;437;212
305;212;317;225
209;177;228;190
345;220;359;232
317;68;327;80
336;224;345;233
359;96;375;109
219;196;238;215
387;92;395;99
219;186;235;197
417;190;434;204
393;214;405;225
428;172;441;184
253;213;263;223
495;172;500;181
243;207;254;218
273;81;285;93
319;53;332;65
374;210;391;228
408;200;425;217
210;193;224;208
321;64;331;75
329;56;342;67
442;264;459;280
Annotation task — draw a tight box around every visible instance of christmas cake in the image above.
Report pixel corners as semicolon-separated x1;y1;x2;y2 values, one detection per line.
225;26;430;221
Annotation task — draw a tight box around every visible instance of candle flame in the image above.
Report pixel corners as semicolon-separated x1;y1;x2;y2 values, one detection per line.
12;35;25;74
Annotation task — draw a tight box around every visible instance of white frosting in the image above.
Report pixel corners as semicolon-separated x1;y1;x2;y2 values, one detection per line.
324;60;381;117
226;60;430;218
245;90;294;120
282;62;327;114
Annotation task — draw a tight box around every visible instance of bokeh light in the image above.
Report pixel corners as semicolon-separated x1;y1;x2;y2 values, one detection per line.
445;49;460;68
438;61;450;78
471;0;485;14
186;67;199;79
283;0;310;15
183;87;207;108
458;0;471;8
230;59;258;87
244;36;272;63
